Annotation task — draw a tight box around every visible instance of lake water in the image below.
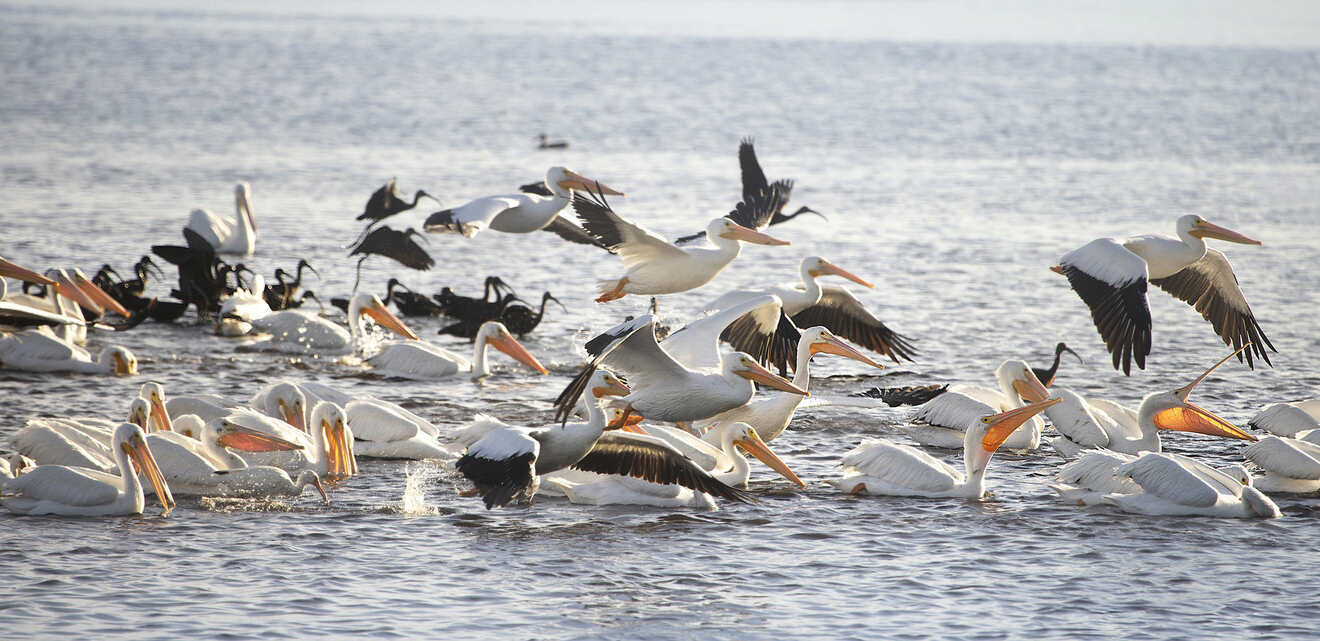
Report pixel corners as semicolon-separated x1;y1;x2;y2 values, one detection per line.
2;3;1319;639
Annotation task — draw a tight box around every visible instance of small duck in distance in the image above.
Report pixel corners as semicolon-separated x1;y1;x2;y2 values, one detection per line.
537;134;569;150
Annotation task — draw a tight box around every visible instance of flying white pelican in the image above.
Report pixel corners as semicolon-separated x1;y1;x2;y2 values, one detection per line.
1248;399;1320;437
1049;347;1258;505
705;256;917;369
903;360;1049;450
365;320;548;380
1243;434;1320;494
552;312;808;429
827;398;1061;498
1053;214;1272;374
696;326;883;443
570;188;790;302
248;291;417;355
1;423;175;516
424;167;622;238
186;182;257;255
1102;453;1279;518
0;330;137;376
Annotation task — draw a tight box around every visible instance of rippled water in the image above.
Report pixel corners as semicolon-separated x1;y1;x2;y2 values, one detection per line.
3;3;1320;639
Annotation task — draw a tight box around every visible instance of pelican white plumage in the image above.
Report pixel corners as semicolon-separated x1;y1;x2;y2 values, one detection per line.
424;167;622;238
1053;214;1272;374
365;320;548;380
551;311;808;429
633;421;803;489
540;471;719;509
827;398;1061;498
1049;347;1258;505
1248;399;1320;437
186;182;257;255
903;360;1049;450
247;291;417;355
1;259;90;331
226;402;357;479
341;400;456;460
0;453;35;480
1243;435;1320;494
1102;453;1279;518
218;274;272;325
145;417;327;501
696;326;882;443
1;423;175;516
571;188;790;303
0;330;137;376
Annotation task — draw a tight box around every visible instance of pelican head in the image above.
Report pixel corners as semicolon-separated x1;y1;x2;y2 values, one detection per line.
1179;214;1260;245
727;422;805;488
803;327;883;369
139;382;171;431
295;470;330;504
728;352;808;395
589;370;630;399
548;167;624;197
269;382;308;432
710;218;790;246
804;256;873;288
349;292;418;340
478;321;548;374
311;401;357;478
235;182;256;232
994;359;1050;403
173;415;204;440
114;422;175;516
1142;346;1256;441
606;406;648;433
966;397;1062;476
127;397;150;429
103;346;138;377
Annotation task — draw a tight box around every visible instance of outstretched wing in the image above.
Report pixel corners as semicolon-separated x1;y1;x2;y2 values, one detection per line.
738;137;769;205
454;427;540;509
790;285;917;363
572;191;687;269
541;215;615;252
423;195;524;238
1058;238;1151;375
662;294;786;371
554;315;689;424
1149;248;1274;369
572;431;754;502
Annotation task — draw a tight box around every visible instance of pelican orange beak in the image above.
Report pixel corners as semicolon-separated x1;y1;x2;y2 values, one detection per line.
1012;368;1051;403
331;418;358;477
809;260;873;289
125;434;174;516
1174;343;1251;403
73;269;131;317
611;409;648;434
720;222;790;246
112;351;138;377
217;422;307;452
278;399;307;432
149;394;173;432
54;271;103;314
557;170;625;196
320;418;349;477
490;333;549;375
363;303;419;340
810;333;884;369
1190;219;1260;245
592;378;631;398
734;428;805;488
735;360;809;396
980;397;1062;452
1152;403;1256;441
0;257;56;286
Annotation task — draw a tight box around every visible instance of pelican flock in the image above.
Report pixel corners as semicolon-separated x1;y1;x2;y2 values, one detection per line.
0;136;1301;528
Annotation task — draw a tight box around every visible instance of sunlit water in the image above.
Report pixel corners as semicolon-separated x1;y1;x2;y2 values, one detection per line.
2;3;1320;639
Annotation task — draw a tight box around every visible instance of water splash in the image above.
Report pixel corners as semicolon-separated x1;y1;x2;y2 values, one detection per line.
401;461;441;515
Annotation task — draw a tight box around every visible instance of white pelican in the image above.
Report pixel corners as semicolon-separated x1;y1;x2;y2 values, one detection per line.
1053;214;1272;374
186;182;257;255
1;269;78;330
552;313;808;428
146;417;327;501
705;256;916;368
1243;435;1320;494
633;420;803;489
541;472;719;509
827;398;1061;498
1;423;175;516
1049;347;1258;505
424;167;622;238
903;360;1049;450
0;330;137;376
1;453;35;480
9;419;115;472
224;401;357;479
218;273;272;326
696;326;883;443
1248;399;1320;437
342;399;456;461
365;320;548;380
1103;453;1279;518
248;291;417;355
571;189;790;302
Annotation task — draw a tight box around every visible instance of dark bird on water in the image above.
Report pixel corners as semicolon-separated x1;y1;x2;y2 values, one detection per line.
537;134;569;150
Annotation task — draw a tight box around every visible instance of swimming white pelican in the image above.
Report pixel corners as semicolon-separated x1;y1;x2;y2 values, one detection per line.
903;360;1049;450
186;182;256;255
705;256;916;368
1049;347;1258;505
424;167;622;238
696;326;883;443
145;417;327;501
1243;434;1320;494
571;188;790;302
1103;453;1279;518
341;399;456;460
552;313;808;429
9;418;115;473
1;423;175;516
218;273;273;326
1248;399;1320;437
827;398;1061;498
225;401;357;479
365;320;547;379
248;291;417;355
0;330;137;376
1053;214;1272;374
